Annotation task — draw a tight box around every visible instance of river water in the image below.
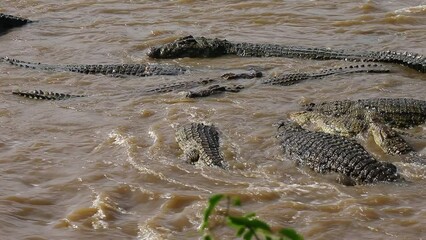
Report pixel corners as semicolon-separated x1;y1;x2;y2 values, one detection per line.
1;1;425;239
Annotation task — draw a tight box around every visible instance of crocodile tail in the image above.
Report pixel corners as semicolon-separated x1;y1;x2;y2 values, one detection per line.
1;57;57;71
367;51;425;73
263;63;390;86
12;90;84;100
354;161;401;183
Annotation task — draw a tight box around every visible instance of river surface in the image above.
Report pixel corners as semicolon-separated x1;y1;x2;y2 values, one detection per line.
1;1;425;239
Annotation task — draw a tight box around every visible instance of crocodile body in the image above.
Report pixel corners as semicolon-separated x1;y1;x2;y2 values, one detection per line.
147;35;426;73
304;98;426;129
1;57;187;77
0;13;32;33
276;120;402;184
262;63;390;86
186;84;244;98
290;111;368;137
175;123;227;169
12;90;85;100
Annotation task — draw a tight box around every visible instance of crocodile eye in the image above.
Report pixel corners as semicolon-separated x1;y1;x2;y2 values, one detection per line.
179;35;197;44
180;35;195;41
306;102;315;111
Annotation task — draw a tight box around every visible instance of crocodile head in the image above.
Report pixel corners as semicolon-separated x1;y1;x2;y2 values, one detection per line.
290;111;367;137
289;111;313;126
369;122;414;155
147;35;230;58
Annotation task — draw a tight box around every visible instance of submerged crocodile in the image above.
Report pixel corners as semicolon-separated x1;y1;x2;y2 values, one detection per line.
276;120;403;185
11;70;260;101
1;57;187;77
147;35;426;73
0;13;32;34
186;63;390;97
139;69;258;96
185;84;245;98
12;84;244;101
175;122;227;169
291;98;426;155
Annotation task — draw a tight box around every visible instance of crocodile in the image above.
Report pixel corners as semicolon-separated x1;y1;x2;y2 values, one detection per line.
291;98;426;155
147;35;426;73
12;84;244;101
0;13;32;34
303;98;426;129
1;57;187;77
276;120;403;185
175;122;227;169
290;111;414;155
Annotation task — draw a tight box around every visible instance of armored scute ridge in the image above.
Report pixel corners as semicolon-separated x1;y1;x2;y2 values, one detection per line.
262;63;390;86
276;120;402;184
12;90;85;100
304;98;426;129
147;35;426;73
175;123;227;169
0;13;32;32
1;57;187;77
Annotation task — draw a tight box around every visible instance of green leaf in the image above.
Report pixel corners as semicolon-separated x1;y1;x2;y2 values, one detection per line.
249;218;272;233
237;227;246;237
228;215;250;227
243;230;254;240
200;194;304;240
244;212;256;218
200;194;224;230
228;216;272;233
279;228;304;240
203;234;213;240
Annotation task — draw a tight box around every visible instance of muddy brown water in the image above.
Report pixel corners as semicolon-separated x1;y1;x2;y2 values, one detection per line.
1;1;426;239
